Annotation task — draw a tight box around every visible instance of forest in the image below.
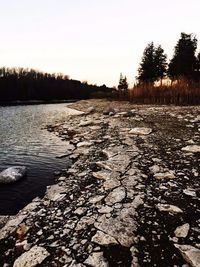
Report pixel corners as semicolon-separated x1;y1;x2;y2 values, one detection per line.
0;68;112;104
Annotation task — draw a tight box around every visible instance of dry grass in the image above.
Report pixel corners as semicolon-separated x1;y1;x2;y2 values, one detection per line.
128;81;200;105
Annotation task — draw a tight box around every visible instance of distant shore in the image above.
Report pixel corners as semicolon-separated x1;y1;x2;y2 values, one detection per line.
0;99;79;107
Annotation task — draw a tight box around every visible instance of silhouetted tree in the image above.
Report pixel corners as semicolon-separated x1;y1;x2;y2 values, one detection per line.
137;42;167;85
137;42;155;85
154;45;167;85
118;73;128;97
168;33;198;81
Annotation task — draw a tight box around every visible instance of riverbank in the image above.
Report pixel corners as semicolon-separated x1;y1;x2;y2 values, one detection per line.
0;99;199;266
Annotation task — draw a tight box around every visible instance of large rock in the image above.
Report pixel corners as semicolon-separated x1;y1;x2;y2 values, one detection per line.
13;245;50;267
182;145;200;153
154;171;176;180
174;223;190;238
157;204;183;214
84;252;108;267
129;127;152;135
174;244;200;267
105;187;126;205
0;166;27;184
95;209;137;247
92;230;118;246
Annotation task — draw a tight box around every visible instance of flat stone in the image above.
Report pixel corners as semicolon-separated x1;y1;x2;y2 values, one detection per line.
98;206;113;214
174;244;200;267
77;141;93;147
157;204;183;214
86;106;95;113
154;171;176;180
174;223;190;238
92;231;118;246
183;189;197;197
84;252;108;267
79;120;93;127
13;245;50;267
89;195;105;204
74;207;87;215
75;216;96;231
93;171;110;180
103;178;121;190
95;212;136;247
121;176;138;188
129;127;152;135
46;184;66;201
182;145;200;153
105;187;126;205
149;165;161;174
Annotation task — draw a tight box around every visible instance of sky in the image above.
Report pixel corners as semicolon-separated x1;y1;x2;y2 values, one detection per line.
0;0;200;87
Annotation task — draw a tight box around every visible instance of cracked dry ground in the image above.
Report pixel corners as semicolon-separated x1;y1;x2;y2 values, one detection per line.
0;100;200;267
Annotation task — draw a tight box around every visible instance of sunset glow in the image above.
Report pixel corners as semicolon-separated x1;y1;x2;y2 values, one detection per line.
0;0;200;87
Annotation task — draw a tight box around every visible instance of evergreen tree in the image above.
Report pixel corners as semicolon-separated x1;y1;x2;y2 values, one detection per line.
118;73;128;97
118;73;128;91
168;33;197;81
137;42;155;85
154;45;167;85
137;42;167;85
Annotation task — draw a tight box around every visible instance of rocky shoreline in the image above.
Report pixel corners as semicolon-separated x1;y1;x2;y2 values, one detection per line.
0;99;199;267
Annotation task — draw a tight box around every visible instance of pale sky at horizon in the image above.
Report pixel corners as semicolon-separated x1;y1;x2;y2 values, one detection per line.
0;0;200;87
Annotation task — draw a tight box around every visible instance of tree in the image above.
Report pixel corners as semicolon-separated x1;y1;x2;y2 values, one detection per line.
118;73;128;96
154;45;167;85
168;33;197;81
137;42;167;85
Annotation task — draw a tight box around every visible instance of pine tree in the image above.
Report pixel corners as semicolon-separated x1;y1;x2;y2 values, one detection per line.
154;45;167;85
137;42;167;85
118;73;128;97
168;33;197;81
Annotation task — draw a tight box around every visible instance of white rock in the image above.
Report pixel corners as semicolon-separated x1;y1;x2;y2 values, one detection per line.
84;252;108;267
74;207;87;215
149;165;161;174
77;141;92;147
182;145;200;153
93;171;110;180
13;245;50;267
183;189;197;197
129;127;152;135
46;184;66;201
157;204;183;214
86;106;95;113
95;212;136;247
174;244;200;267
0;166;26;184
174;223;190;238
89;195;105;204
79;120;93;127
103;178;121;190
154;171;176;180
92;231;118;246
98;206;113;214
105;187;126;205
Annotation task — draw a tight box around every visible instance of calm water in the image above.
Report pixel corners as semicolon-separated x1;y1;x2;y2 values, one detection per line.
0;103;75;215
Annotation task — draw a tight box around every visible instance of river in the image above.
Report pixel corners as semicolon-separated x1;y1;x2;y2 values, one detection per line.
0;103;77;215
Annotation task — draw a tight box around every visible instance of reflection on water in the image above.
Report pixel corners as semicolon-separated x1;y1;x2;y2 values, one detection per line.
0;103;73;215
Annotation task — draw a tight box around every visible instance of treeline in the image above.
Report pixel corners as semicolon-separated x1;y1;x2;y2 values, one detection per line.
0;67;112;103
119;33;200;105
